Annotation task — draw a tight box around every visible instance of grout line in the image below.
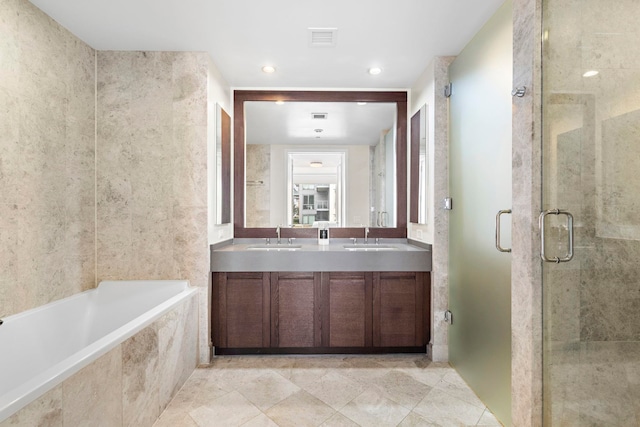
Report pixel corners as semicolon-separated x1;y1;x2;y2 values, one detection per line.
94;49;98;288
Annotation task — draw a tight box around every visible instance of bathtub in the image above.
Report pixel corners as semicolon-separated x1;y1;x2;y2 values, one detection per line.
0;280;198;423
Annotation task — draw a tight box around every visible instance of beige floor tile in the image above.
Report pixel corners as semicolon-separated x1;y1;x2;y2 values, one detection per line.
397;411;440;426
153;411;198;427
189;391;262;427
235;370;301;411
477;409;503;426
241;413;279;427
373;370;433;409
265;390;335;427
433;372;485;408
412;388;484;426
339;389;411;427
158;356;493;427
303;371;366;410
319;412;360;427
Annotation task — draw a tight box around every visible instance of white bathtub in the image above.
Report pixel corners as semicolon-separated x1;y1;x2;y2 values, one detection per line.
0;280;197;422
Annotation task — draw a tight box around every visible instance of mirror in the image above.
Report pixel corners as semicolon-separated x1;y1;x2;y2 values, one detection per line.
234;90;407;238
410;104;428;224
216;104;231;224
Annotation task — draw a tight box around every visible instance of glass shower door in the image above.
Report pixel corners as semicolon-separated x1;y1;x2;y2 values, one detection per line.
541;1;640;425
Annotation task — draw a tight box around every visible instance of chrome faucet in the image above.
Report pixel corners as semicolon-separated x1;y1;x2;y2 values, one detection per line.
364;227;370;244
276;225;281;244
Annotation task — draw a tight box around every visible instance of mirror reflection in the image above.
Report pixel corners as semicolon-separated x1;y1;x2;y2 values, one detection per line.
245;101;397;228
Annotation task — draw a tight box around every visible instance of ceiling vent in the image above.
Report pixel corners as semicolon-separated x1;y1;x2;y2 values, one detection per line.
311;112;328;120
308;28;337;47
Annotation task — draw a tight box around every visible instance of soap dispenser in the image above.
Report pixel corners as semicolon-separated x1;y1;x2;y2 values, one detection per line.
318;226;329;246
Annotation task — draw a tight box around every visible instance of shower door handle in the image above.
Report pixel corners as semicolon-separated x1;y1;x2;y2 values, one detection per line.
495;209;512;253
539;209;574;263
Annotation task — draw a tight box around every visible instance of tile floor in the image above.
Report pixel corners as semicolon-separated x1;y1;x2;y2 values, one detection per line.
154;354;502;427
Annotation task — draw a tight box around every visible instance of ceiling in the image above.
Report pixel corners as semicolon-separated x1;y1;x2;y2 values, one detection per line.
29;0;505;89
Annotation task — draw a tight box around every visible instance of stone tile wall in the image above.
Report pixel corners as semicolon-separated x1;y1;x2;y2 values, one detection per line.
0;0;96;317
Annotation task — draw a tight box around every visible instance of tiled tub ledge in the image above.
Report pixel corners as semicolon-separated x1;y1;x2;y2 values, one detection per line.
0;281;198;427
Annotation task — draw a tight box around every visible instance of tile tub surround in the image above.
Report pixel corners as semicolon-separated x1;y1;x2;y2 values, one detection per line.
0;290;198;427
0;0;96;317
154;355;502;427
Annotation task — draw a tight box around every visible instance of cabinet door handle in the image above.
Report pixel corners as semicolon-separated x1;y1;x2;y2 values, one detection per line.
495;209;512;253
539;209;574;263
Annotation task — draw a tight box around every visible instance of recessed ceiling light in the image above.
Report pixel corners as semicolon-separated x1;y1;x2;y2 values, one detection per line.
582;70;599;77
262;65;276;73
314;128;324;133
310;161;323;168
368;67;382;75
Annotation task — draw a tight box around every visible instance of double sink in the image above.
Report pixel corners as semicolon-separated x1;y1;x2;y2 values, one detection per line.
247;243;398;252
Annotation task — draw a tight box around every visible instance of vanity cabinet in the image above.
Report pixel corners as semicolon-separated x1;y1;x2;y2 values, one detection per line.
212;271;430;354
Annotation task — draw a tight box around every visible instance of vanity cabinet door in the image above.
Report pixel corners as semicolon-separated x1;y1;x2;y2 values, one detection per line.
373;272;430;347
271;272;322;348
322;272;373;347
212;272;270;348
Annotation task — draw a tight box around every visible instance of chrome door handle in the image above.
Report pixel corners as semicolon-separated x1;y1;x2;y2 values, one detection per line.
495;209;512;253
539;209;574;263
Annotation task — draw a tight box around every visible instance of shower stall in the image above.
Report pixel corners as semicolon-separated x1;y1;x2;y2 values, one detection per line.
541;0;640;424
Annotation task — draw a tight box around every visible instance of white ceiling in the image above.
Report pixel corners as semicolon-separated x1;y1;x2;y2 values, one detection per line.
29;0;505;89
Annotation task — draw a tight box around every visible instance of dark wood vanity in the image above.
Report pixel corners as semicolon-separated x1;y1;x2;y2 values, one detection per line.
211;89;431;355
212;270;430;354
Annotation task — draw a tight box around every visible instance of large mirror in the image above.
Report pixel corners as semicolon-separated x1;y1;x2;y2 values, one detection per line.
410;104;428;224
234;91;407;238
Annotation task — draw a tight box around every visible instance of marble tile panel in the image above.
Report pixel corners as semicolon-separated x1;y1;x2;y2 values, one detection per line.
172;206;209;287
96;205;133;281
265;390;335;427
477;409;503;426
153;411;198;427
130;205;175;279
172;125;208;207
158;300;198;412
0;384;62;427
62;347;123;427
172;53;208;128
399;362;454;388
122;326;160;427
339;389;410;427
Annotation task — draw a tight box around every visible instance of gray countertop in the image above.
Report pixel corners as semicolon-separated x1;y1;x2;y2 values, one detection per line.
210;239;432;272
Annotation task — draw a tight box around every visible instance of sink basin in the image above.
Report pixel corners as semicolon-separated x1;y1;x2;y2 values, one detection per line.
247;244;302;251
343;244;398;251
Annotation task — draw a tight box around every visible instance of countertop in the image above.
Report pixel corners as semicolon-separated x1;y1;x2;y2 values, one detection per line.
210;239;432;272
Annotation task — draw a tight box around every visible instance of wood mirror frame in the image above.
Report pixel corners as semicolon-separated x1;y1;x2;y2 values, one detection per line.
234;90;408;239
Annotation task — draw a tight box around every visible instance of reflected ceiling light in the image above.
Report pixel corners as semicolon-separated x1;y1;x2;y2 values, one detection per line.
314;128;323;133
583;70;599;77
262;65;276;73
368;67;382;75
310;161;323;168
357;102;367;106
275;100;285;105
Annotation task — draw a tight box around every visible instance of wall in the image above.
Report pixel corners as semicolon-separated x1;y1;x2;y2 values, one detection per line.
97;51;224;364
207;56;233;244
409;57;454;362
0;0;96;317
